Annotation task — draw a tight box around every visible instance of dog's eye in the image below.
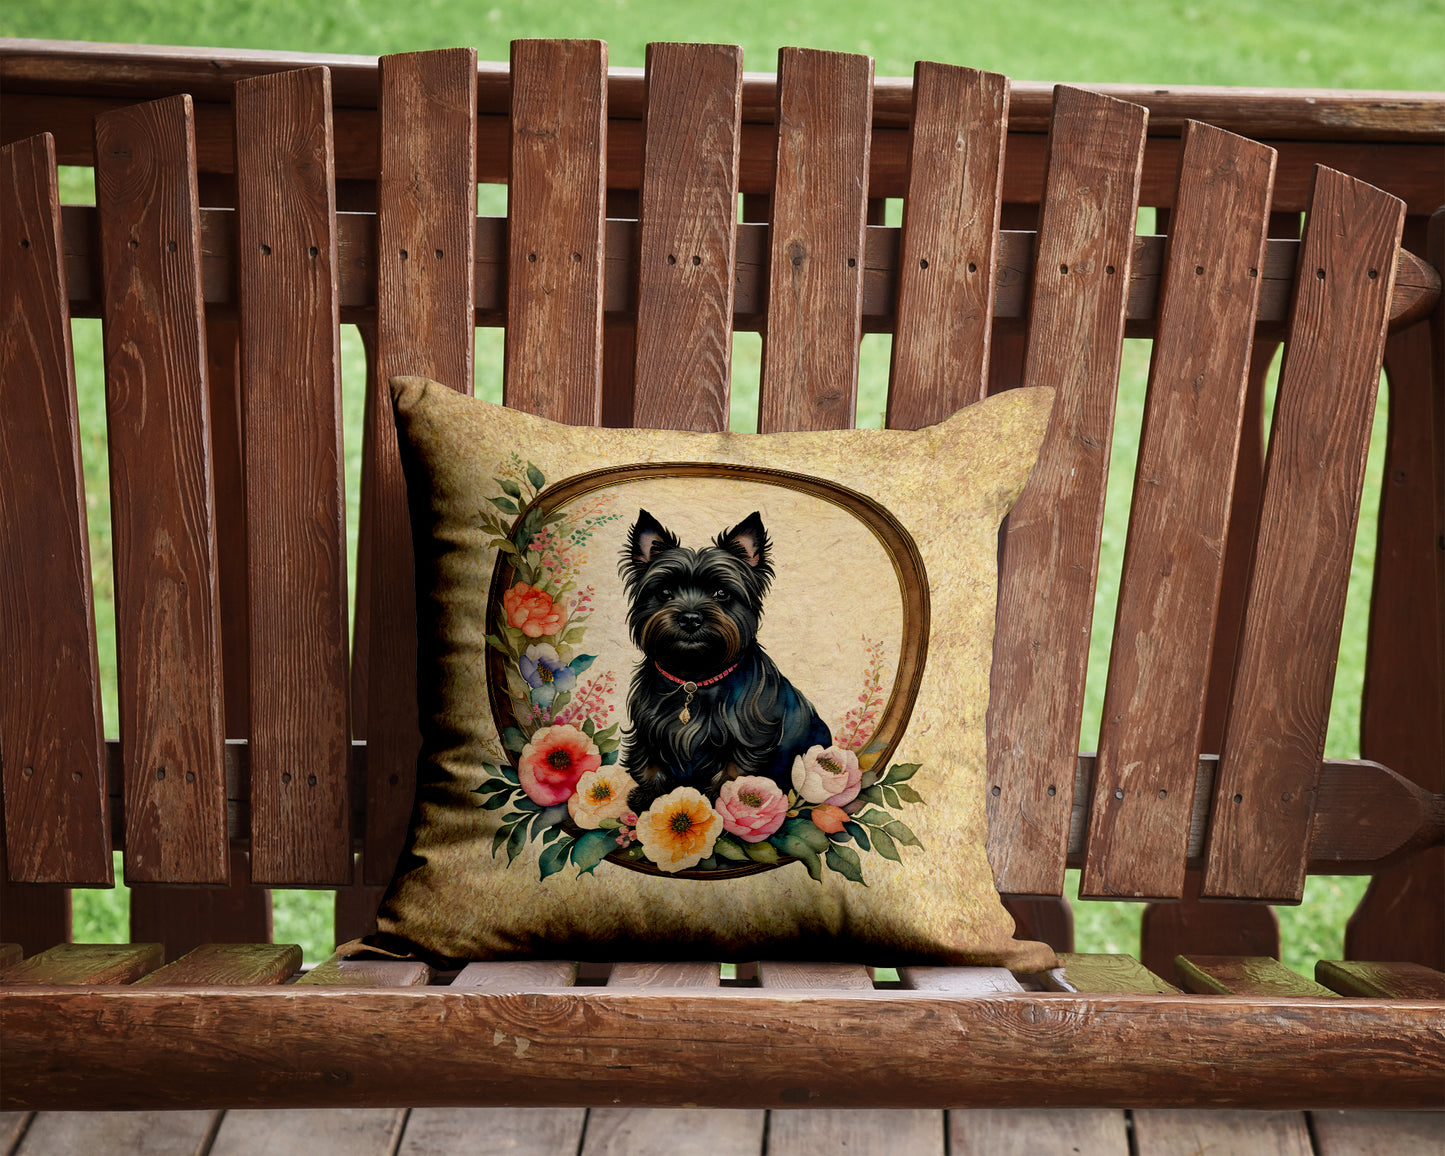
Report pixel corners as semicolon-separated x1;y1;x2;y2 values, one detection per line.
655;586;673;601
712;589;729;602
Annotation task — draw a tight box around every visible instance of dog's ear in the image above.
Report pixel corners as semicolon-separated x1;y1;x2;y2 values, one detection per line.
718;511;770;572
627;509;679;571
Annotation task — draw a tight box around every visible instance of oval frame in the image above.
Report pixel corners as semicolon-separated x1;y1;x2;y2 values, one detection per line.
485;462;930;879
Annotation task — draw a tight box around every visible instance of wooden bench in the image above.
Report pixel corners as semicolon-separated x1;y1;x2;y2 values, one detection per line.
1;37;1443;1115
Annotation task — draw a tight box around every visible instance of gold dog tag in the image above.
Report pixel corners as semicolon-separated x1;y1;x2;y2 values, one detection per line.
680;681;697;724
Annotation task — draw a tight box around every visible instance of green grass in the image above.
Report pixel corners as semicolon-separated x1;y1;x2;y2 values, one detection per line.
23;0;1434;969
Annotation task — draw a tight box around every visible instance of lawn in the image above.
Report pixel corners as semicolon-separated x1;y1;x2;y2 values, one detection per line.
12;0;1440;969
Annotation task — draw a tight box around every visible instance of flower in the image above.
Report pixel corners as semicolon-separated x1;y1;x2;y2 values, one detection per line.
791;745;862;806
635;787;723;872
714;776;788;843
503;582;563;638
615;812;639;847
810;804;849;834
518;724;600;805
519;644;577;707
568;765;638;828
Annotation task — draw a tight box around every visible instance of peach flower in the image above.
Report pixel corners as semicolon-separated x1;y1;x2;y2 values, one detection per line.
568;766;638;828
503;582;563;638
810;804;849;834
636;787;723;872
518;724;600;805
791;745;862;806
714;776;788;843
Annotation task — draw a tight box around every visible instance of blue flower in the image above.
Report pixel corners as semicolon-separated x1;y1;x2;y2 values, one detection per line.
519;644;577;708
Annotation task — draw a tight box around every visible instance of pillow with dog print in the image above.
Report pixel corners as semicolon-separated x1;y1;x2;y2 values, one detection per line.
369;375;1058;971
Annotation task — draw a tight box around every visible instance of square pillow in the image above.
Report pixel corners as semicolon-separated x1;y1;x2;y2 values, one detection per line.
369;376;1058;971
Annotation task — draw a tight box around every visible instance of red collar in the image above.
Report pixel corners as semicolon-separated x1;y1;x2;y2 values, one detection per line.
654;659;740;688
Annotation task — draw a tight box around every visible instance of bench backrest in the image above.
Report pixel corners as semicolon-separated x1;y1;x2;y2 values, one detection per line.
1;41;1440;954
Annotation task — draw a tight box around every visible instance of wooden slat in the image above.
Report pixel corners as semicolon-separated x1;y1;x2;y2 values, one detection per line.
1310;1110;1445;1156
0;942;162;985
757;961;873;990
14;1110;219;1156
298;954;433;987
93;95;228;885
582;1108;762;1156
399;1109;588;1156
1;1112;31;1153
898;967;1024;993
0;133;110;885
1139;869;1279;982
233;67;352;886
0;871;69;958
1046;953;1181;994
504;39;606;424
887;64;1009;427
132;942;300;986
1132;1110;1313;1156
608;962;720;988
630;42;742;433
1175;955;1336;997
1316;960;1445;999
1204;167;1407;902
359;48;478;887
950;1109;1128;1155
451;960;579;988
209;1109;405;1156
1082;123;1276;901
986;87;1148;896
0;945;19;967
128;847;271;963
757;48;874;434
769;1110;944;1156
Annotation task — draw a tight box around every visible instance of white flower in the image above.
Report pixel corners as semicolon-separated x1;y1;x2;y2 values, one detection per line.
567;765;638;829
791;745;863;806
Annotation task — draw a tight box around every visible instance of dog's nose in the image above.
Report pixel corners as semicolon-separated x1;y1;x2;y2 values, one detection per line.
678;609;704;631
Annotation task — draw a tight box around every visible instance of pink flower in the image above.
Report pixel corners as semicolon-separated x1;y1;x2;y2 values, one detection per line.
518;724;600;805
503;582;563;638
791;745;862;806
715;776;788;843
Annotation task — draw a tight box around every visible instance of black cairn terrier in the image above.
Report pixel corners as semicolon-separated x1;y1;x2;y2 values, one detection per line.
619;509;832;815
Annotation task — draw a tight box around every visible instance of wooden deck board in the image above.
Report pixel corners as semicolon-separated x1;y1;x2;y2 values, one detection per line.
1132;1109;1314;1155
769;1110;944;1156
208;1109;404;1156
951;1109;1128;1155
14;1111;219;1156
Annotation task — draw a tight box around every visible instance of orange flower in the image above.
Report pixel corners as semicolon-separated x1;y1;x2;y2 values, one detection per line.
636;787;723;872
810;804;849;834
504;582;563;638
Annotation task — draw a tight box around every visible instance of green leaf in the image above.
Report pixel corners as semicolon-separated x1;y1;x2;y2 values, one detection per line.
827;829;850;843
582;718;596;737
856;784;885;807
869;826;901;862
776;836;823;881
712;833;750;862
695;856;720;872
570;829;616;876
491;824;512;859
882;785;901;808
537;838;571;880
520;505;546;538
825;844;866;885
531;805;568;838
488;495;520;515
597;817;622;830
592;722;620;743
497;477;522;499
843;821;871;852
743;839;780;864
497;762;520;786
472;779;513;797
489;537;519;556
540;824;568;844
502;727;528;753
884;762;922;784
892;783;924;805
853;807;893;828
477;792;513;810
526;463;546;490
570;654;597;675
485;633;512;656
562;628;586;643
600;749;619;766
783;816;830;854
504;820;529;864
884;820;923;849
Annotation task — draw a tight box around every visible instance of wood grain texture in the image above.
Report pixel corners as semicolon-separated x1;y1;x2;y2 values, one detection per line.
1083;123;1275;900
1348;852;1445;972
93;95;228;885
757;961;873;990
451;960;579;988
504;39;606;424
208;1109;405;1156
986;87;1148;896
1132;1110;1313;1156
769;1110;943;1156
1310;1110;1445;1156
1176;955;1337;997
1;1112;31;1154
887;64;1009;427
362;48;478;887
1049;953;1181;994
0;942;162;985
0;945;20;967
1140;869;1280;981
631;43;742;433
14;1110;219;1156
951;1109;1128;1156
757;48;874;434
898;967;1024;993
233;67;352;886
582;1109;763;1156
399;1108;587;1156
609;962;720;988
132;942;300;986
297;955;433;987
128;846;271;961
0;870;69;957
0;133;111;885
1204;167;1407;902
1316;960;1445;999
3;988;1442;1110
